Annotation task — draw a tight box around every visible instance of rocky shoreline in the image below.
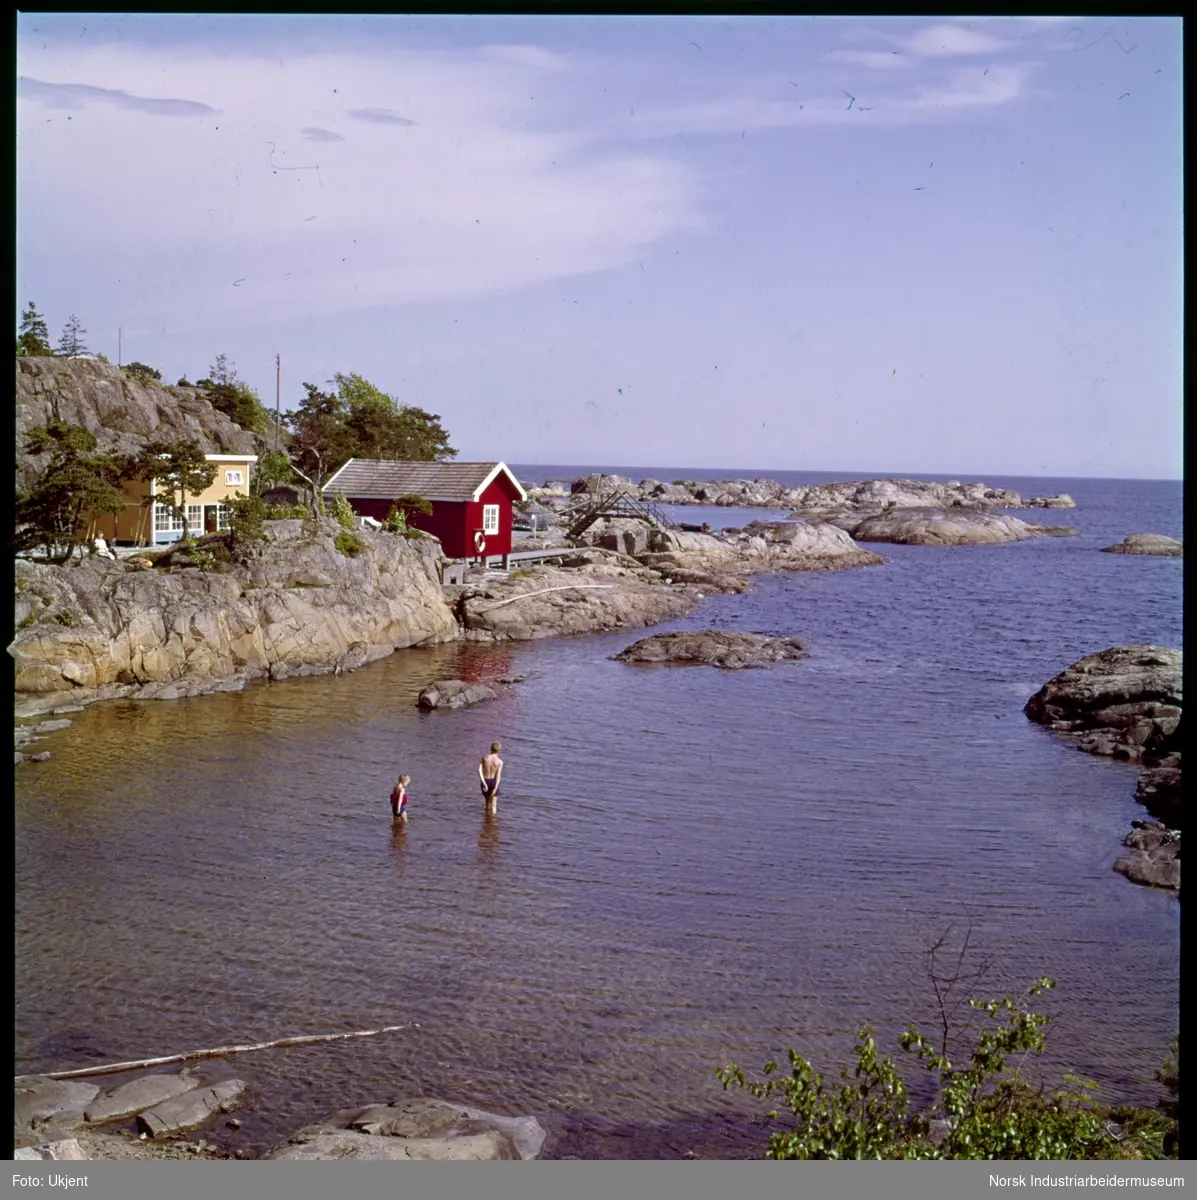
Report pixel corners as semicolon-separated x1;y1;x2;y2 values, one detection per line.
1024;646;1182;892
14;1070;548;1161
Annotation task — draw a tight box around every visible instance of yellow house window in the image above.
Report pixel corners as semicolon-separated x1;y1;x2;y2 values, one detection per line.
225;469;245;486
217;504;231;530
187;504;202;529
153;504;183;533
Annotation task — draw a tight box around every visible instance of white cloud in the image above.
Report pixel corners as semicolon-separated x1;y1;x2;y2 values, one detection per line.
16;38;699;323
901;23;1012;57
480;43;570;72
825;49;914;71
899;64;1031;112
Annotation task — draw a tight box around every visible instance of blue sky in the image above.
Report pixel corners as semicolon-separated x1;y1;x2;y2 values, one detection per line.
17;15;1182;478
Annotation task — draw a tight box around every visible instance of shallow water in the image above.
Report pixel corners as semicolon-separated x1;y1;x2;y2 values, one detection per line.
14;473;1181;1158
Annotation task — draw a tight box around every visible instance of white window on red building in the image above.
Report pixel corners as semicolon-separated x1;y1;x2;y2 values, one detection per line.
482;504;499;535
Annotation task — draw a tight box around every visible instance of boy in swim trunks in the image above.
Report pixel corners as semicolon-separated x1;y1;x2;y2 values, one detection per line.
390;774;411;823
478;743;503;815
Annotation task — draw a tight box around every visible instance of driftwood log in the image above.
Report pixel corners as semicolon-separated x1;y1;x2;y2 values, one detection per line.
14;1022;418;1082
479;584;614;612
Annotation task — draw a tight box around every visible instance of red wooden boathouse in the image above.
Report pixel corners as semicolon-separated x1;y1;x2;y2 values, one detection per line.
322;459;528;560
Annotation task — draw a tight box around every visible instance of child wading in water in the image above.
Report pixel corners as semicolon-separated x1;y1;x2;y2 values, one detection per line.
390;775;411;824
478;742;503;815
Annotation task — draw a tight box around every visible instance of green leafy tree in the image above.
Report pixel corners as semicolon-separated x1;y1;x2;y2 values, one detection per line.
56;314;89;357
14;423;131;563
252;449;298;496
16;302;52;356
334;372;456;462
131;439;217;542
285;382;354;514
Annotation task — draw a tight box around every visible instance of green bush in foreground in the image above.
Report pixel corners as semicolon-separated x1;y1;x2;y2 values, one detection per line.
718;980;1178;1160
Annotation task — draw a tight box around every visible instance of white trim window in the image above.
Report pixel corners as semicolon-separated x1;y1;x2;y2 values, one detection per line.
186;504;203;530
153;504;183;533
217;504;231;531
225;469;245;487
482;504;500;535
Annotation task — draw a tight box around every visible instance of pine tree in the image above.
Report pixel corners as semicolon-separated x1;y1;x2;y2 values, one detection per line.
56;314;89;357
16;302;52;356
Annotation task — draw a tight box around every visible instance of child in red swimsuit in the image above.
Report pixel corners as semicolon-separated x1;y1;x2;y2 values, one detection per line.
390;774;411;823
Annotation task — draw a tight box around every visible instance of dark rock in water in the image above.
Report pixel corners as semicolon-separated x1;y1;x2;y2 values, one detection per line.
265;1096;547;1161
1100;534;1182;557
1134;767;1182;827
136;1080;249;1138
1026;646;1182;893
1024;646;1181;751
417;679;499;710
1114;823;1181;891
612;630;807;670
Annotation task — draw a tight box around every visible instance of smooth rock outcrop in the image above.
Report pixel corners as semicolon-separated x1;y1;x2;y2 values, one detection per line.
266;1097;547;1161
14;1077;101;1139
1100;534;1183;557
613;631;807;670
417;679;499;710
848;508;1075;546
85;1073;199;1125
12;1138;89;1161
10;519;457;708
136;1079;249;1138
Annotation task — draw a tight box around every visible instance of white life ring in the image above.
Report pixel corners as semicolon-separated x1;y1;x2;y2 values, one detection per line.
474;531;486;555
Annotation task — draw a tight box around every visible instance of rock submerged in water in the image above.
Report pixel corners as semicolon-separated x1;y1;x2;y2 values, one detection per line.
612;630;808;670
265;1097;548;1161
416;679;499;710
1100;534;1183;557
848;507;1076;546
1025;645;1182;892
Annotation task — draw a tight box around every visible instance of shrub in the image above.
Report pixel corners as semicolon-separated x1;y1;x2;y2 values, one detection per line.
54;609;80;627
327;491;357;531
333;531;365;558
264;503;310;520
227;493;267;547
176;378;193;387
123;362;162;385
718;979;1179;1160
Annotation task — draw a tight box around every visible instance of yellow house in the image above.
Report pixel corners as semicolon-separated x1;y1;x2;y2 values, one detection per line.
90;453;258;547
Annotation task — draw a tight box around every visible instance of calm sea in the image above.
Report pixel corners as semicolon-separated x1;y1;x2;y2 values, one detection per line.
14;470;1182;1159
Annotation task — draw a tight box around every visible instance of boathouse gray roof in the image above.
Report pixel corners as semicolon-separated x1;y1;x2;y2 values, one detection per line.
322;459;527;503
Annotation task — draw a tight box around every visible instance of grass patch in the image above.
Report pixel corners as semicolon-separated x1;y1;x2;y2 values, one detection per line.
334;531;366;558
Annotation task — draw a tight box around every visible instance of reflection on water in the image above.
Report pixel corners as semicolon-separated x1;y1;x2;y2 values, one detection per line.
14;476;1181;1159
